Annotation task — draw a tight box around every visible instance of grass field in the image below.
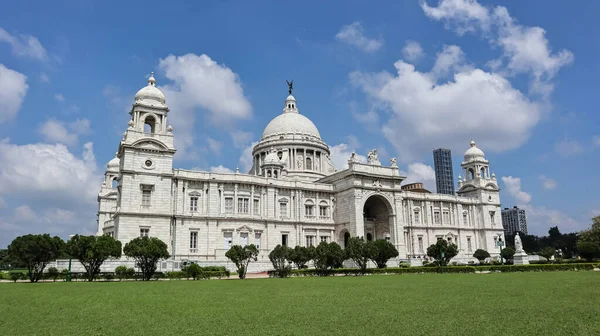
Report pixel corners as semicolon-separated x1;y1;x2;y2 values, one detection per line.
1;272;599;335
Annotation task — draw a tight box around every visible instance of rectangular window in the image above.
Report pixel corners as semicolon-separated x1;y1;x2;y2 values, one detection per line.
467;237;472;252
305;205;314;217
253;199;260;215
490;211;496;225
319;206;328;218
447;237;452;244
320;235;329;243
190;197;198;212
223;232;233;249
280;203;288;218
434;211;441;224
237;198;249;214
190;231;198;250
493;236;498;246
414;211;420;224
443;211;450;224
282;234;288;247
418;236;423;253
142;189;151;208
463;213;468;226
225;197;234;214
254;232;261;249
306;235;315;247
140;228;149;237
240;232;248;246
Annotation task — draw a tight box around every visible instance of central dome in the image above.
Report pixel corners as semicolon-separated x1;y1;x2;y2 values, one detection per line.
262;113;321;139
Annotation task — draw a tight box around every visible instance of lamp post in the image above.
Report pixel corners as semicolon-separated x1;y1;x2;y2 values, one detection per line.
66;234;74;282
497;238;505;265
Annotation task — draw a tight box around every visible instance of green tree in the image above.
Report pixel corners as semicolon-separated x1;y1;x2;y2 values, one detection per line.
426;239;458;266
182;263;203;280
7;234;65;282
269;245;292;278
114;265;131;281
123;237;170;281
345;237;375;273
538;246;556;261
0;249;9;269
66;234;122;281
47;267;60;282
225;244;259;279
370;239;399;268
313;242;346;275
580;216;600;244
472;249;490;263
288;246;314;269
576;241;600;261
500;247;516;261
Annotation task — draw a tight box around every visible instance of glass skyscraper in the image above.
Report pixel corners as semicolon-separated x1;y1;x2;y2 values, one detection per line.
433;148;455;195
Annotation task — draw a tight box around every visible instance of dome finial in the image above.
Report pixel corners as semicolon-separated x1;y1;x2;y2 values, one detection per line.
148;72;156;86
470;138;476;147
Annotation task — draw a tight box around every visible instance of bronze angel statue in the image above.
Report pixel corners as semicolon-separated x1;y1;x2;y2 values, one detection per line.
286;80;293;95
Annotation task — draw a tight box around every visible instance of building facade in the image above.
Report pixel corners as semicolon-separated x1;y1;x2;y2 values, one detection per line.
501;206;528;236
96;75;506;271
433;148;455;195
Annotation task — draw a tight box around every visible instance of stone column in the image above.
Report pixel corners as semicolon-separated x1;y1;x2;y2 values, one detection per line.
250;185;255;215
234;184;238;214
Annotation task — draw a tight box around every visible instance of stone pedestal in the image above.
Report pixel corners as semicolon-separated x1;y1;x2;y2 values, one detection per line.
513;251;529;265
410;258;423;267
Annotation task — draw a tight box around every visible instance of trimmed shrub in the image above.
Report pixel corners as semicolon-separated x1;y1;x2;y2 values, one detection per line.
10;272;25;282
47;267;60;282
182;264;203;280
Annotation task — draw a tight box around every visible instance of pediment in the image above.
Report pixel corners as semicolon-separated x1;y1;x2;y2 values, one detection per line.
236;224;253;232
458;184;477;192
484;183;499;191
132;139;168;150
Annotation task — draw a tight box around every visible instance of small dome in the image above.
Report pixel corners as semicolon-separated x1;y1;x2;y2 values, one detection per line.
263;150;282;165
262;113;321;139
464;139;485;161
107;155;120;171
134;72;166;108
286;94;296;102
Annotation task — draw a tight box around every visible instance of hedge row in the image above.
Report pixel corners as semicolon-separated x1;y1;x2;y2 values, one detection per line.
0;270;231;282
268;263;599;277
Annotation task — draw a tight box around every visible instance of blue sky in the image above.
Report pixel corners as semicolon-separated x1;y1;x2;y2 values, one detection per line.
0;0;598;246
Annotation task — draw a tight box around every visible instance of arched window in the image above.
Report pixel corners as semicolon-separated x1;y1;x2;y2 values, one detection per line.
273;170;278;178
144;115;156;133
111;177;118;189
344;231;350;248
468;168;474;180
306;157;312;170
480;167;486;178
366;233;373;241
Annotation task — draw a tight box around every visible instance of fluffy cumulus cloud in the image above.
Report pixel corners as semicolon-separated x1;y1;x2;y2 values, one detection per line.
210;165;234;174
238;141;259;173
520;204;585;235
539;175;557;190
39;118;91;146
207;138;223;155
402;163;436;191
0;27;48;61
335;22;383;53
402;40;424;61
0;64;28;123
0;140;101;245
329;143;366;170
421;0;573;96
501;176;531;204
350;50;542;162
158;53;252;159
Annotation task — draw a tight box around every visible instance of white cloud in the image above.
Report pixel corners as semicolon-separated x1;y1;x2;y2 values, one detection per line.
231;130;253;149
207;138;223;155
54;93;65;102
329;143;366;170
520;204;584;235
210;165;234;174
0;64;28;123
351;109;380;130
402;163;436;191
431;44;471;77
501;176;531;204
335;22;383;53
421;0;573;96
554;139;583;157
539;175;557;190
350;51;541;162
238;141;259;173
402;40;424;61
39;72;50;83
158;53;252;159
0;27;48;61
39;118;91;146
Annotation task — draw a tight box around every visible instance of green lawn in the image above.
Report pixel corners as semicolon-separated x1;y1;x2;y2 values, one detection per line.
1;272;599;335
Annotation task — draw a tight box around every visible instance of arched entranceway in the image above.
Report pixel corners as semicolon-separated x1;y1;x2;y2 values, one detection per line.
363;194;393;242
340;230;351;248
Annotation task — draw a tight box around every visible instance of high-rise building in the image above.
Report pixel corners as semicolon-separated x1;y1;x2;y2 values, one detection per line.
501;206;528;235
433;148;455;195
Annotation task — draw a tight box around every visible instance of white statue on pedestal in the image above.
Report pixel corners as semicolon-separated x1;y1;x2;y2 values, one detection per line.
515;232;523;253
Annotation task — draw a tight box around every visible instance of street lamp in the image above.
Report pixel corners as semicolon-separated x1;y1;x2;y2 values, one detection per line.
66;234;75;282
497;237;505;265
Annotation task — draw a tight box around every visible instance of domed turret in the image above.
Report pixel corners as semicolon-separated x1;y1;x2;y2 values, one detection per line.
464;139;485;162
107;153;120;172
134;72;167;108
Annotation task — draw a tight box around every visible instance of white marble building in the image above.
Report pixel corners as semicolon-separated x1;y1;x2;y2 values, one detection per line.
96;74;505;271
